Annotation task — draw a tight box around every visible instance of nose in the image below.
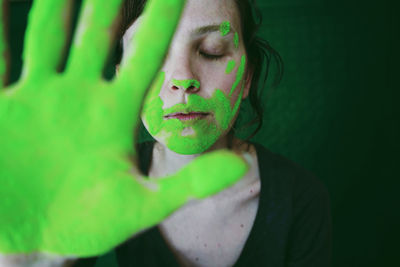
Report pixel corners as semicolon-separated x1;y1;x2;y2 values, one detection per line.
164;47;200;94
171;78;200;93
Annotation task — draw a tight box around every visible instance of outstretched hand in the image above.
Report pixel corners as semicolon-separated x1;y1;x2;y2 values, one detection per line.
0;0;248;258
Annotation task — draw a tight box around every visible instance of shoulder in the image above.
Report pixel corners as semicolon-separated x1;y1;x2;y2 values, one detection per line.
251;142;329;202
251;142;332;266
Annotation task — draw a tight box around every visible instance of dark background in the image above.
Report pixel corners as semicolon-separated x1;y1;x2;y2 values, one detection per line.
6;0;399;266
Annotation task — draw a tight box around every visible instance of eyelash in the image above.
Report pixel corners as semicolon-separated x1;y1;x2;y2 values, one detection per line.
199;51;224;60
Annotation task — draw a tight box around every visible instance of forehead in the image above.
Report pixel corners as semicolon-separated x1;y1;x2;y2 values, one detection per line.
124;0;241;42
179;0;241;31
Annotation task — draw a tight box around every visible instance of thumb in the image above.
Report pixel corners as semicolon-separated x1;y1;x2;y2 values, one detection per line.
137;150;248;228
173;149;249;199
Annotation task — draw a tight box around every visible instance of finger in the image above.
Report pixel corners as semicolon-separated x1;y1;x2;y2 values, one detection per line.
22;0;74;79
0;0;9;88
133;150;249;230
114;0;186;124
66;0;123;79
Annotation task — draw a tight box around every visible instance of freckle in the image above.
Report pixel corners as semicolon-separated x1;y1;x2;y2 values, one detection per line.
240;224;244;228
196;235;199;239
250;190;253;193
204;243;207;247
195;257;199;261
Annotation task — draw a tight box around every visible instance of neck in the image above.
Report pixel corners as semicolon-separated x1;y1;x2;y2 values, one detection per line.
150;136;230;178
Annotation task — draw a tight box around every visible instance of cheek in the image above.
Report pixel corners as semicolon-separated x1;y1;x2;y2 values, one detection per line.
213;55;247;127
141;72;165;136
200;62;238;97
208;55;247;108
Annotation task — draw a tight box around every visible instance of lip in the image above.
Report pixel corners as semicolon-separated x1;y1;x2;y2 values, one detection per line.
164;112;209;121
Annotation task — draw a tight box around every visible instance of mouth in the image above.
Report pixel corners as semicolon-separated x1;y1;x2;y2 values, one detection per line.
164;112;209;121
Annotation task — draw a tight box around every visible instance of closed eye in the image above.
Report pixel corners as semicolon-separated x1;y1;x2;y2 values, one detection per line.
199;51;224;60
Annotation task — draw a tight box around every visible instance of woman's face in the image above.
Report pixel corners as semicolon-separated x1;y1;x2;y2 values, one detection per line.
122;0;252;155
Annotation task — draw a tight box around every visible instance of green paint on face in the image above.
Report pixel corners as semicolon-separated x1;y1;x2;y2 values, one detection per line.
232;83;245;119
219;21;230;36
225;60;235;74
229;55;246;97
234;32;239;49
172;79;200;90
142;56;247;155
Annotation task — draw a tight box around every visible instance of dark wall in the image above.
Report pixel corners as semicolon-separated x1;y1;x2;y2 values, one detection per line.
6;0;398;266
254;1;398;266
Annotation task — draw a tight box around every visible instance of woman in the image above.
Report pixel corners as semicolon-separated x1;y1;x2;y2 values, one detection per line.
77;0;332;266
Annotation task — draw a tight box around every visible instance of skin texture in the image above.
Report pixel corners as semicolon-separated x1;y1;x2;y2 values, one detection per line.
0;0;248;258
234;32;239;49
126;0;252;155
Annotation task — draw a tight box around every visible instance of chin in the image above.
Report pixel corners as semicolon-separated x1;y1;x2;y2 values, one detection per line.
162;134;220;155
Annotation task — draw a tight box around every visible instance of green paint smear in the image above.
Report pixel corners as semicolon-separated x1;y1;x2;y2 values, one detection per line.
66;0;122;78
142;55;247;155
219;21;230;36
225;60;235;74
234;32;239;49
16;1;66;80
172;79;200;89
229;55;246;97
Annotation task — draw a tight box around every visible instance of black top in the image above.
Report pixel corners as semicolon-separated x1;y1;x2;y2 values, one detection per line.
75;142;332;267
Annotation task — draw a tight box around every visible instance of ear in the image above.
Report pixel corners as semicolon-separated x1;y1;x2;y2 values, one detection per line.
242;65;254;99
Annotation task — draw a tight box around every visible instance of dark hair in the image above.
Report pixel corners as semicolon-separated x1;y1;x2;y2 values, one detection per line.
115;0;283;147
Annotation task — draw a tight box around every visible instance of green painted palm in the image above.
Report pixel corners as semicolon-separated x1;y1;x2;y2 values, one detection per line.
0;0;247;257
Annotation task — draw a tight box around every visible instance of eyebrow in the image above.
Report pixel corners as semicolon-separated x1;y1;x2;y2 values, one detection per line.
191;24;235;37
